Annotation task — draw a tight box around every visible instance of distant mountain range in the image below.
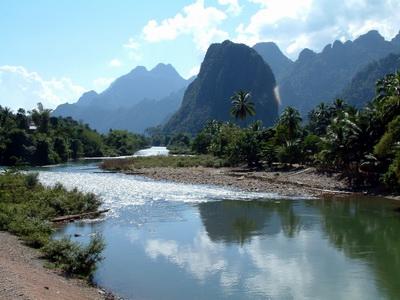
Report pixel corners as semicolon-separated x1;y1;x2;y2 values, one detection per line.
253;42;293;81
164;40;279;133
54;29;400;134
53;64;190;133
255;30;400;116
340;53;400;107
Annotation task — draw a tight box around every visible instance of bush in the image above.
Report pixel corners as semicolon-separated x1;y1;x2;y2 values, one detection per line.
8;215;53;248
0;172;105;278
24;172;39;188
383;152;400;191
43;235;105;278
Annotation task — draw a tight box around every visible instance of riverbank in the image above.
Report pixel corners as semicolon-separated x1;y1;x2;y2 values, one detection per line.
115;165;351;197
0;231;110;300
0;172;115;299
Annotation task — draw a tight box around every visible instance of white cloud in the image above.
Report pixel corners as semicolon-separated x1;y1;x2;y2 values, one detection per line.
218;0;242;15
142;0;229;52
235;0;400;59
187;65;200;78
92;77;114;92
0;65;85;111
109;58;122;67
123;38;140;50
123;37;142;61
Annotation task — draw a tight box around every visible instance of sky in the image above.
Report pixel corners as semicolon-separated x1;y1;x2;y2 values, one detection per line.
0;0;399;111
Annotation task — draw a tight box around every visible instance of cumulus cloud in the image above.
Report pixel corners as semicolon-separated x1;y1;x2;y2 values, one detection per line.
123;37;142;61
187;65;200;78
92;77;114;92
142;0;229;52
218;0;242;15
236;0;400;58
0;65;85;111
109;58;122;67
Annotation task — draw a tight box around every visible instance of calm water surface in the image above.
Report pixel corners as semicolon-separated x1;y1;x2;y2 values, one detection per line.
33;152;400;300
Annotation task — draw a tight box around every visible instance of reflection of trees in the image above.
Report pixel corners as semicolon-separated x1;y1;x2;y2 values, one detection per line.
197;200;303;245
233;217;257;246
313;198;400;299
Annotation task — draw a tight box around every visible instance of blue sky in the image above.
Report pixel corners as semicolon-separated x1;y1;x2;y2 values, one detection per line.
1;0;399;111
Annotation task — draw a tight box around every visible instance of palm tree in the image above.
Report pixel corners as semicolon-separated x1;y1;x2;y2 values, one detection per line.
230;91;256;121
279;106;302;141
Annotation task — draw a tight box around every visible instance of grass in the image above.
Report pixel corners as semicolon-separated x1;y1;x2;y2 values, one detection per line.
0;170;104;278
101;155;229;170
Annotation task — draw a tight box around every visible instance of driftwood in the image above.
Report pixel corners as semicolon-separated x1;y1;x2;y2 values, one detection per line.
51;209;110;223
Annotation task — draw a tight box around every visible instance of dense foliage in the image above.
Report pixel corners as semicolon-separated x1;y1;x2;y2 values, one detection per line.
190;72;400;192
0;104;148;166
0;171;104;277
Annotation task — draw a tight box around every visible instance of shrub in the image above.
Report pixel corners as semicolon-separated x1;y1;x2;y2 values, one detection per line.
383;152;400;191
24;172;39;188
43;235;105;278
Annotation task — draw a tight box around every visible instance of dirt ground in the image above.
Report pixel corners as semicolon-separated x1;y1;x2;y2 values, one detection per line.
0;232;111;300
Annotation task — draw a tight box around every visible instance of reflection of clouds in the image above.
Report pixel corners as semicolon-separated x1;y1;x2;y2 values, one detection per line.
144;229;381;300
243;232;380;300
145;232;228;282
244;234;313;298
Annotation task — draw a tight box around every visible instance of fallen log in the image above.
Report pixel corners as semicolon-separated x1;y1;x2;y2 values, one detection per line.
51;209;110;223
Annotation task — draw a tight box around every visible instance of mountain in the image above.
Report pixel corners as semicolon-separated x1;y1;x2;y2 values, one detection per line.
53;64;189;133
253;42;294;81
164;40;279;133
97;63;187;108
279;30;400;116
106;87;187;133
340;53;400;107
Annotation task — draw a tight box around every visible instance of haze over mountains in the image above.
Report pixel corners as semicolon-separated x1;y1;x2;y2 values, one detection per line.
54;29;400;134
53;64;190;133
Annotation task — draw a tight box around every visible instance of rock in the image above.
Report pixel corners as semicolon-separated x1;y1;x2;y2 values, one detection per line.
164;40;279;133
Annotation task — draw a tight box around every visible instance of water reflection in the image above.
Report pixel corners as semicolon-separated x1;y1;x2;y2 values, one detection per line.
313;198;400;299
135;199;400;299
39;162;400;299
198;201;307;245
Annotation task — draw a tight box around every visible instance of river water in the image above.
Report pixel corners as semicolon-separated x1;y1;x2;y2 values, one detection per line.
32;148;400;300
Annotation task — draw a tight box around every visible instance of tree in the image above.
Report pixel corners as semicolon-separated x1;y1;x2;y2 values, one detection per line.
230;91;256;121
278;106;302;142
308;102;332;135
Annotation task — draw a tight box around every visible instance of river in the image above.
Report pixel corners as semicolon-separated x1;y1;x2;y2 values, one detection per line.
32;148;400;300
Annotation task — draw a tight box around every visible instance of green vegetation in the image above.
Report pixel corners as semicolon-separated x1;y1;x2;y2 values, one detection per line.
0;103;148;166
191;72;400;191
102;155;227;170
230;91;256;121
114;71;400;193
0;171;105;278
42;236;105;278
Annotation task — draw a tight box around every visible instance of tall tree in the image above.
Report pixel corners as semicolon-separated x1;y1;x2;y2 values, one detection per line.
230;91;256;121
278;106;302;141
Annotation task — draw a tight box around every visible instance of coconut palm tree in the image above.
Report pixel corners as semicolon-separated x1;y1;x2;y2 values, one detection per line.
230;91;256;121
278;106;302;141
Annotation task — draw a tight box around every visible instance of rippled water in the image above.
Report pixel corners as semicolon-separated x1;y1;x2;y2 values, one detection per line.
33;159;400;300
